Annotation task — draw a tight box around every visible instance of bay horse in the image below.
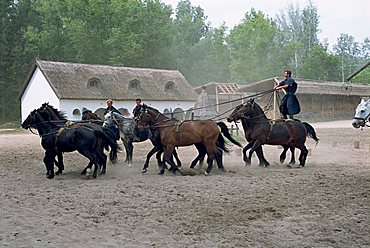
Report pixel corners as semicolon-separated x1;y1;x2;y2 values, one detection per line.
227;99;319;167
102;111;210;173
352;98;370;128
135;105;242;174
82;109;181;170
227;104;296;166
22;104;117;178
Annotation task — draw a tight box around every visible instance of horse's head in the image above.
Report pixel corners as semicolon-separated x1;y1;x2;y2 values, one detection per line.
352;98;370;128
103;111;113;127
82;109;101;121
38;103;67;121
227;104;245;122
227;99;256;123
135;104;158;128
21;109;37;129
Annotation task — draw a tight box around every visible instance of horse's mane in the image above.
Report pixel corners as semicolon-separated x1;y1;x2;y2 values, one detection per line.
144;105;172;120
41;103;68;120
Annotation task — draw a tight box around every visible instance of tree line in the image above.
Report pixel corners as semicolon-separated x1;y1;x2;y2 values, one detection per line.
1;0;369;124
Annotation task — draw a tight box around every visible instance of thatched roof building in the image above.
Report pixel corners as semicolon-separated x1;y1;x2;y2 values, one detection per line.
20;59;197;102
19;59;197;121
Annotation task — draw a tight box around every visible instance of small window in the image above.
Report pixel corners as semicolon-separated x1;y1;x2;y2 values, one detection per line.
87;78;101;89
72;109;81;115
129;79;140;89
165;81;175;91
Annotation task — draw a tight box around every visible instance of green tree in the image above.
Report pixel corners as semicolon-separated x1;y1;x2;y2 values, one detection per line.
275;1;319;77
300;45;341;81
181;24;231;85
333;33;361;82
228;9;278;82
172;0;210;81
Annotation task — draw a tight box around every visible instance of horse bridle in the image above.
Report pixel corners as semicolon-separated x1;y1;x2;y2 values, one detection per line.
353;114;370;127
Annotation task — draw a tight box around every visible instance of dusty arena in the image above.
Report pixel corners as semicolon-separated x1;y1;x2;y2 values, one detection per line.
1;120;369;247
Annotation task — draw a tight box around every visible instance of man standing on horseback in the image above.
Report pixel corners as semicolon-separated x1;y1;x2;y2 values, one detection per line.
273;70;301;119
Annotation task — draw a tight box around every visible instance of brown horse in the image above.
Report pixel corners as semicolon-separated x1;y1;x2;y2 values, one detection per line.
135;105;242;174
227;99;319;167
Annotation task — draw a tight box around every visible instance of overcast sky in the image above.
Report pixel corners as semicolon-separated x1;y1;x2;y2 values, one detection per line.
162;0;370;49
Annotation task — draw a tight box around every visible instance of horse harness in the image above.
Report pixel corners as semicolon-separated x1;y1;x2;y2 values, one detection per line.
353;112;370;127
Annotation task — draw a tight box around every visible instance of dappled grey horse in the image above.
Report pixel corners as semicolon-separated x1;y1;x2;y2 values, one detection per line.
352;98;370;129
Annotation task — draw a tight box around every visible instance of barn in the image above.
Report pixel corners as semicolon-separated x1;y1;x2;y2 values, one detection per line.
18;59;198;122
194;79;370;121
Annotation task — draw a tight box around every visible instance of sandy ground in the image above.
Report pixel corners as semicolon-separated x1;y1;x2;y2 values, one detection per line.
1;120;369;248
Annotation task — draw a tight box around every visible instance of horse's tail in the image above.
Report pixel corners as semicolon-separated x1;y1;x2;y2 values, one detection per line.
94;129;118;163
217;122;242;148
216;133;230;154
303;122;319;146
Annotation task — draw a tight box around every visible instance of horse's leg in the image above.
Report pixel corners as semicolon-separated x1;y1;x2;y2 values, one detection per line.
279;145;289;164
43;150;55;179
204;144;218;174
78;149;100;178
172;149;182;168
142;146;160;173
155;149;164;168
162;146;179;174
248;140;263;164
255;146;269;167
126;139;134;166
214;150;225;172
190;143;206;168
288;146;296;165
55;152;64;175
296;144;308;167
242;141;255;166
81;162;93;175
121;137;130;162
97;149;107;175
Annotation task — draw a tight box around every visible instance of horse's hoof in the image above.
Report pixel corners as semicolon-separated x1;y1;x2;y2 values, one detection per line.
142;168;147;174
158;170;165;175
204;171;209;176
47;175;54;179
280;159;285;164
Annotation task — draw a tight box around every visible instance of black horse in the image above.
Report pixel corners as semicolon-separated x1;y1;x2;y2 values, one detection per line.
21;107;117;179
38;103;118;176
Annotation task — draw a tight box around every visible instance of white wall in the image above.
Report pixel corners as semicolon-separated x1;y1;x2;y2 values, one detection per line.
61;99;196;121
21;68;59;122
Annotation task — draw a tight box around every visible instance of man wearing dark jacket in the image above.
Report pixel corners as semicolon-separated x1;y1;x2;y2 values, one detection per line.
273;70;301;119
